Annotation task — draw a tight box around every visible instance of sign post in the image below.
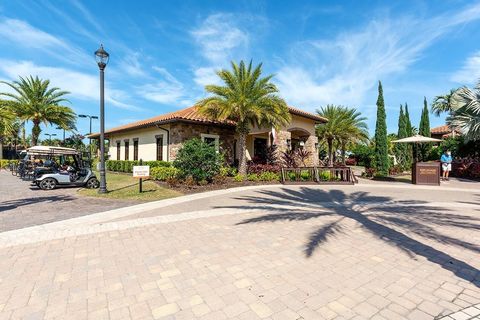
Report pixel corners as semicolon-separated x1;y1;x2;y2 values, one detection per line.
133;159;150;193
139;159;143;193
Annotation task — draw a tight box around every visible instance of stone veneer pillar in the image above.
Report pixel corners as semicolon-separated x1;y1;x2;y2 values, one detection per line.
304;135;319;166
274;130;291;163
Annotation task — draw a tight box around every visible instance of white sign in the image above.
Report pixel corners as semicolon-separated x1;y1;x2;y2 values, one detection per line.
133;165;150;178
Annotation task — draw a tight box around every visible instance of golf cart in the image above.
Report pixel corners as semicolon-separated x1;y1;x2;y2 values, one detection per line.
28;146;100;190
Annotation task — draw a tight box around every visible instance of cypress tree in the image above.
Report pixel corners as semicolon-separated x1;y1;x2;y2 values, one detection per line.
403;102;414;166
419;97;431;137
374;81;389;176
394;105;408;169
404;103;413;136
418;97;431;161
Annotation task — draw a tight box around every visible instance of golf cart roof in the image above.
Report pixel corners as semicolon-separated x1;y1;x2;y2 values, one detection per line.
27;146;79;156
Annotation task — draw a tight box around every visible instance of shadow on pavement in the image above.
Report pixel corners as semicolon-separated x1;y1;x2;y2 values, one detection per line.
0;195;77;213
218;187;480;288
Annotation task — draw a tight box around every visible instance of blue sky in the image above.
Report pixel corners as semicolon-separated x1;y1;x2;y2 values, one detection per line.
1;0;480;139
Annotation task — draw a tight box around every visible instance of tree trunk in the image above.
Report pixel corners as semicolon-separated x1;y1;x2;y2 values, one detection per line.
327;139;333;167
341;142;346;165
238;131;248;175
32;120;41;146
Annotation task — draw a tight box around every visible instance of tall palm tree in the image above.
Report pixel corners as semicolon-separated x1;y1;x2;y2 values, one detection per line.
196;61;291;175
0;101;16;158
449;81;480;141
337;108;369;165
316;105;358;166
0;101;16;136
0;76;76;145
431;89;460;117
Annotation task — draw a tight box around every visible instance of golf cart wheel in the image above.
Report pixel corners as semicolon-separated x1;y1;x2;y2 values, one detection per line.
86;177;100;189
39;178;57;190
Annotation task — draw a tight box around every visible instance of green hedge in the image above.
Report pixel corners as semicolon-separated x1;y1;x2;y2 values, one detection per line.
105;160;171;173
0;159;19;169
150;167;179;181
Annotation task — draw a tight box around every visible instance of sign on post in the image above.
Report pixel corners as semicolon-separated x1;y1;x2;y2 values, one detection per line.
133;165;150;178
133;163;150;193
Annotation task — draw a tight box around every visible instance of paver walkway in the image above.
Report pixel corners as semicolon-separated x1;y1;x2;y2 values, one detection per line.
0;170;139;232
0;178;479;319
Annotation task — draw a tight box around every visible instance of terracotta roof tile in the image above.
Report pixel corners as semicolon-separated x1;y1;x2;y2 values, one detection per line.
89;105;327;137
431;125;461;135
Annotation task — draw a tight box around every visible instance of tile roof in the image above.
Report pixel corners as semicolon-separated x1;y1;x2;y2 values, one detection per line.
430;125;461;135
89;105;327;137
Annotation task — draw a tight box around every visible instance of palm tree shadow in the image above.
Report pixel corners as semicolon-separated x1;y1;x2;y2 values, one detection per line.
218;188;480;287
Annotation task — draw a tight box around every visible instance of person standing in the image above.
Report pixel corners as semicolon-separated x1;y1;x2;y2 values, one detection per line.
440;150;453;181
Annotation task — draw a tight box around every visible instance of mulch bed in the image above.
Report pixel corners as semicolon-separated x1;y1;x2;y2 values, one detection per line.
155;178;280;194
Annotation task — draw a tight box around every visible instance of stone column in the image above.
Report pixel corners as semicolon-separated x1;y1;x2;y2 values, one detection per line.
274;130;291;163
304;135;318;166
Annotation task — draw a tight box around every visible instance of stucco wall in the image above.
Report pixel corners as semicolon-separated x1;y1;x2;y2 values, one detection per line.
248;114;316;135
287;114;317;135
107;125;169;161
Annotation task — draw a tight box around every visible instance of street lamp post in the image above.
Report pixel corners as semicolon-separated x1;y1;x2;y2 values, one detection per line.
95;44;109;194
78;114;98;158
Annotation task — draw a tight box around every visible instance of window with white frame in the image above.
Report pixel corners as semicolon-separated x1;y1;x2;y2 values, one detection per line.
200;133;220;152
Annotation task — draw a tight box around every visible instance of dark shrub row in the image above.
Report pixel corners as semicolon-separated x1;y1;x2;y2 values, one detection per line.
106;160;171;173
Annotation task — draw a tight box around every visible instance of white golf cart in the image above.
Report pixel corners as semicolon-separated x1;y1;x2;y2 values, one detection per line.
28;146;100;190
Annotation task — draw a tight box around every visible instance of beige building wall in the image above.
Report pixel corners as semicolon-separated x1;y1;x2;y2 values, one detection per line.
286;114;317;135
107;125;170;161
104;114;319;165
243;114;318;161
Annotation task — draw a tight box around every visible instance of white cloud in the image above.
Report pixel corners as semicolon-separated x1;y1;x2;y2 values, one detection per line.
122;52;148;78
191;13;249;64
0;18;90;65
191;13;252;87
275;2;480;110
193;67;222;87
0;59;140;111
451;51;480;84
70;0;105;35
136;67;185;104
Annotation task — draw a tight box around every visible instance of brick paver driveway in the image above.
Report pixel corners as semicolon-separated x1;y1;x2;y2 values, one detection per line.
0;170;139;232
0;179;479;319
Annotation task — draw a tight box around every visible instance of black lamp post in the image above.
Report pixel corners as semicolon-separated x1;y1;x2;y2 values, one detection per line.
95;44;109;194
78;114;98;157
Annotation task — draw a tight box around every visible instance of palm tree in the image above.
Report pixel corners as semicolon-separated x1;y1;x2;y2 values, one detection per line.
0;101;17;158
316;105;358;166
431;89;461;117
337;108;369;165
196;61;291;175
0;76;76;145
0;101;16;137
449;81;480;141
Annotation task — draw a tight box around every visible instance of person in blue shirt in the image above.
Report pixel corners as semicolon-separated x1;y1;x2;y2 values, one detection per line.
440;150;453;181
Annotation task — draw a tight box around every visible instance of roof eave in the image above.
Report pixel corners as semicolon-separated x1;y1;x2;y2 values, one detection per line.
88;118;236;138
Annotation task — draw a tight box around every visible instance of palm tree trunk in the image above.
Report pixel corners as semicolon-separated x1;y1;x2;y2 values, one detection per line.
32;120;41;146
238;131;248;175
327;138;333;167
341;142;346;165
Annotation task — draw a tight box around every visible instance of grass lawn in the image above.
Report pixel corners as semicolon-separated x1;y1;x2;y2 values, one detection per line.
78;171;182;201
